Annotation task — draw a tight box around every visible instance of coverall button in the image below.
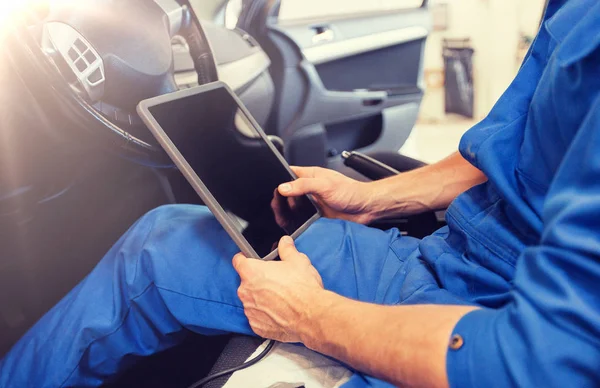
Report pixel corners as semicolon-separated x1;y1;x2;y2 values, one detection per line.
449;334;464;350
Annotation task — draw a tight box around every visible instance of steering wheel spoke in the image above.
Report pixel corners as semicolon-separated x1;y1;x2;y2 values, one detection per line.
154;0;185;37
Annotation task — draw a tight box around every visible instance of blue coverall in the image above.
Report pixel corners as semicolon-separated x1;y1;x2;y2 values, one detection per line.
2;0;600;386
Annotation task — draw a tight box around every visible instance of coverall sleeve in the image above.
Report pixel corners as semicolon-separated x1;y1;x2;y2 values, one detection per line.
446;94;600;387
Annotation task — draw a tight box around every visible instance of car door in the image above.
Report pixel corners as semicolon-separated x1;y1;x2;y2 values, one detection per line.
238;0;431;171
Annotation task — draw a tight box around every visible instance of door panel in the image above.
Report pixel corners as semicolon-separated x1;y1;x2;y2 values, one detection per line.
305;26;427;66
284;10;429;64
294;62;421;130
313;39;425;92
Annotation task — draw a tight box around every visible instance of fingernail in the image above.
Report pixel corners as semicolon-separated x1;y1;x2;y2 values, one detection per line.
282;236;294;245
279;183;292;193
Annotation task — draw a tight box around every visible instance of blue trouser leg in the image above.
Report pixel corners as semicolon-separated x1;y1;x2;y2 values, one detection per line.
0;204;454;387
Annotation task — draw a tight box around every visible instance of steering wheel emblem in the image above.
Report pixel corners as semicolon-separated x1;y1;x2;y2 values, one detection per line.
42;22;105;102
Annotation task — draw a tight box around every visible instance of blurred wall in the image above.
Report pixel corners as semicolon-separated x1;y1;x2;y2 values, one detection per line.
420;0;546;122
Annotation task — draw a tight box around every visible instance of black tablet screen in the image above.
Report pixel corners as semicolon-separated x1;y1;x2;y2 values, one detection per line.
148;86;318;257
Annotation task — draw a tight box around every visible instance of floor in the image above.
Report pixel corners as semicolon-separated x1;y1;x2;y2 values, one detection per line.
399;117;478;164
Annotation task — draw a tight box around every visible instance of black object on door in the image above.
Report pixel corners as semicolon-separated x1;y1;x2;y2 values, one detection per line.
443;38;474;118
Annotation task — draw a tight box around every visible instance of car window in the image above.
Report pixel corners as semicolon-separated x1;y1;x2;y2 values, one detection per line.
278;0;424;22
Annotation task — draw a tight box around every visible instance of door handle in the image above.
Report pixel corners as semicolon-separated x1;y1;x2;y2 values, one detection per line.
312;25;334;44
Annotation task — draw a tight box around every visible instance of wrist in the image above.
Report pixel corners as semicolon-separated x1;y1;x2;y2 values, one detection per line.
297;290;338;350
362;180;391;222
367;171;438;220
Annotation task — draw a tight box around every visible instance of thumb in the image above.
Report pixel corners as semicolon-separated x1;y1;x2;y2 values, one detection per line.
232;253;246;272
277;236;304;262
278;178;325;197
232;254;260;278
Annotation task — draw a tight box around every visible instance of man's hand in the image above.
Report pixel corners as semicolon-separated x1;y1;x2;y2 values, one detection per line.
233;236;325;343
278;166;376;224
233;236;476;388
278;154;487;223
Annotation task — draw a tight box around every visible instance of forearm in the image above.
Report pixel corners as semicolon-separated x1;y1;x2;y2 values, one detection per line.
367;152;487;220
299;291;478;387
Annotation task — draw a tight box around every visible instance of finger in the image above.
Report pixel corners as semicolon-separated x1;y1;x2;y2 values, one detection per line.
232;253;246;272
271;189;292;230
290;166;319;178
278;177;325;197
288;196;299;212
277;236;304;262
233;254;260;278
271;190;284;222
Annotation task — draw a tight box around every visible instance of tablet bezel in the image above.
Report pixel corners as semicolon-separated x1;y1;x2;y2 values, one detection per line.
137;81;321;261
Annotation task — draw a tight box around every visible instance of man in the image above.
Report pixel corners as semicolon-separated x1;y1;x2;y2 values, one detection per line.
1;0;599;386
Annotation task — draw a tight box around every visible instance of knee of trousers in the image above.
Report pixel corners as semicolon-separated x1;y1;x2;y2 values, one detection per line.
113;204;238;296
111;205;221;288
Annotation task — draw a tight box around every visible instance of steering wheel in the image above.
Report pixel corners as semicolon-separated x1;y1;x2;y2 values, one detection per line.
6;0;219;165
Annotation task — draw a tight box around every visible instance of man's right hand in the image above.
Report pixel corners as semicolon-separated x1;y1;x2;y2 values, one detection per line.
278;166;376;224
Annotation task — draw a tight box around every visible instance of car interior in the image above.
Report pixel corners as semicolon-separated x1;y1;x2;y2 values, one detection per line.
179;0;432;177
0;0;442;386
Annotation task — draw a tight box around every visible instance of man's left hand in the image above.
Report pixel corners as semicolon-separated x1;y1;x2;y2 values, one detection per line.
233;236;325;343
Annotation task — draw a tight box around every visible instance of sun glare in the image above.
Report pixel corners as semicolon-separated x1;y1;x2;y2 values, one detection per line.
0;0;33;30
0;0;78;33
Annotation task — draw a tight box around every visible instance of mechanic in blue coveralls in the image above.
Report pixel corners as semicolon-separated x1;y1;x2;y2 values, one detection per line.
2;0;600;386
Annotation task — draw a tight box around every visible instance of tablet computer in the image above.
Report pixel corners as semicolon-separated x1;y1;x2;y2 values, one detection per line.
137;82;321;261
